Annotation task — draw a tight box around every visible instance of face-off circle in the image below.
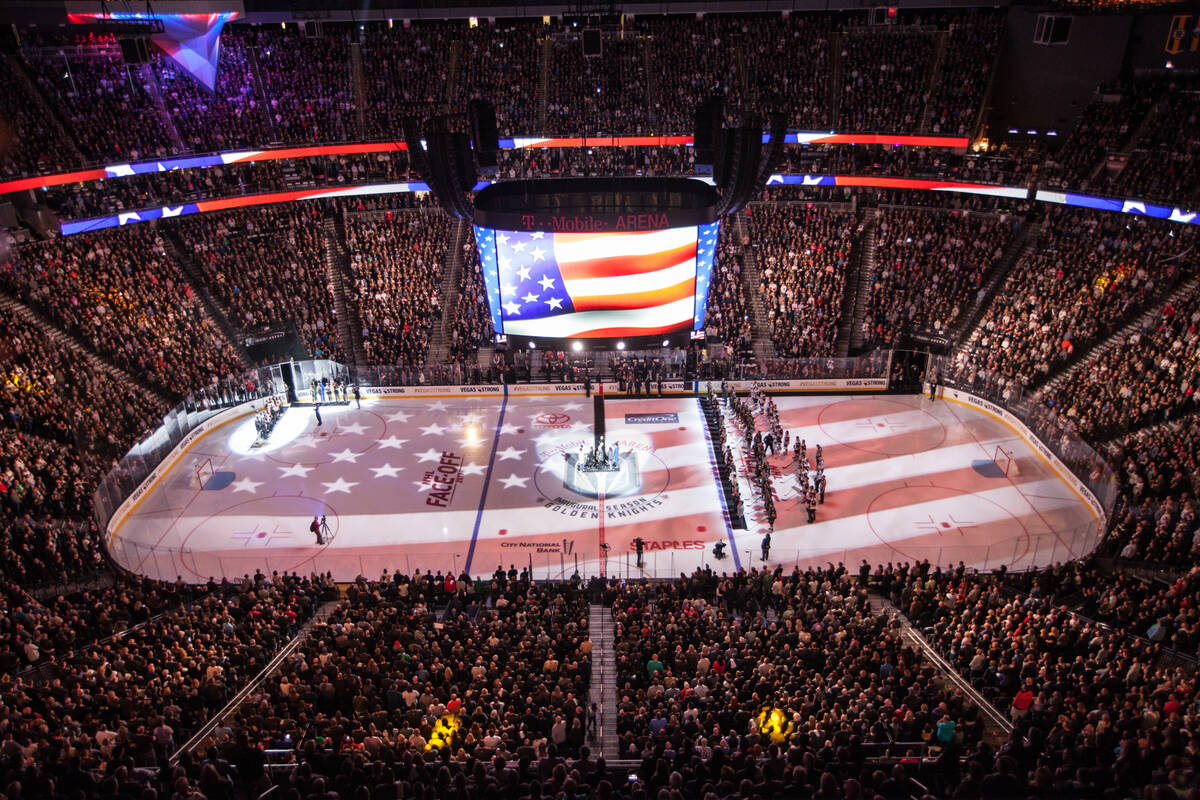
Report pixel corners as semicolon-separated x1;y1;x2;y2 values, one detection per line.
177;495;339;579
531;431;672;518
817;397;947;456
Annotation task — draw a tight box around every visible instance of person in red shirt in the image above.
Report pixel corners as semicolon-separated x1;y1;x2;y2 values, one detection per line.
1011;679;1035;720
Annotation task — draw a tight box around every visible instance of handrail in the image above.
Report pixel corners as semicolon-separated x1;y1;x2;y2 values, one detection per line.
169;598;343;764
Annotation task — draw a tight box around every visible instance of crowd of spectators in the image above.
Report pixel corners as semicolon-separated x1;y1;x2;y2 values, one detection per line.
748;204;854;358
345;209;449;365
638;15;746;134
218;571;590;778
954;209;1193;391
154;34;267;153
361;23;451;142
0;430;105;584
0;56;79;178
455;21;543;136
884;563;1198;798
923;14;1003;137
449;227;493;364
170;205;344;361
1046;277;1200;442
744;16;834;131
22;39;177;162
1009;559;1200;656
495;145;694;180
1106;77;1200;207
546;34;649;136
864;208;1017;348
615;566;984;763
839;29;934;133
249;27;355;145
0;227;244;398
2;312;165;461
0;571;336;795
1103;418;1200;564
1039;86;1155;193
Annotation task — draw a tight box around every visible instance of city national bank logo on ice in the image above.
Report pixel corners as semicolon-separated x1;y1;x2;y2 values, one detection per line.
421;452;466;507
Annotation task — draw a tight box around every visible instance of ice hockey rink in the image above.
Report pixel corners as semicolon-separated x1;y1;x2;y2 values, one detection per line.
106;390;1103;583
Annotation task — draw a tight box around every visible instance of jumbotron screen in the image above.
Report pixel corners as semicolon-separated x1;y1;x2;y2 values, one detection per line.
473;221;720;340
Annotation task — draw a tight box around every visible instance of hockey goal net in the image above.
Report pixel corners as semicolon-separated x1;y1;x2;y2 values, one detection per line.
193;458;215;491
992;445;1016;478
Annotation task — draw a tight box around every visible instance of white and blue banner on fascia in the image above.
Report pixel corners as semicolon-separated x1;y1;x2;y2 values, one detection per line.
57;176;1200;237
1035;190;1198;225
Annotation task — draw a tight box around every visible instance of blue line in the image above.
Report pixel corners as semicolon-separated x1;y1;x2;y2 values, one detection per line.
464;385;509;576
697;397;741;571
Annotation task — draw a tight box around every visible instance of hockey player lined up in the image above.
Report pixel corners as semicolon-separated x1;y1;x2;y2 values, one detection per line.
815;469;827;504
795;438;806;465
806;488;818;523
815;444;825;471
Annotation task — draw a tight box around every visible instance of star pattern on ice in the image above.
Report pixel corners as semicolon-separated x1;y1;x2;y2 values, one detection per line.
460;463;487;477
496;446;526;461
322;477;358;494
498;473;529;489
387;410;413;423
339;421;369;436
278;464;313;478
377;436;408;449
330;448;361;464
412;480;433;493
415;447;444;463
499;423;521;436
231;477;263;493
421;422;448;436
427;401;449;412
369;463;404;478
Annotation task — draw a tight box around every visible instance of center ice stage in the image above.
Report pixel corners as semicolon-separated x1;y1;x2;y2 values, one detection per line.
107;392;1102;583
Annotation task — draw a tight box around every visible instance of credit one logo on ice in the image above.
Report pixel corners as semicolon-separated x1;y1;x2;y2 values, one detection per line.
624;413;680;424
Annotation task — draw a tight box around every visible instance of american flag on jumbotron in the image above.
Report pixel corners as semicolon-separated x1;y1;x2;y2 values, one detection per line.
475;222;719;339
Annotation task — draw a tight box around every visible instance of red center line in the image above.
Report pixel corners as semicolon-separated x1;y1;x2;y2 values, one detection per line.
597;477;607;579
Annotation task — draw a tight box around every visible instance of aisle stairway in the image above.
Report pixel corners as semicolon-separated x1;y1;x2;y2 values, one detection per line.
835;209;869;357
641;36;656;129
734;211;777;362
952;221;1040;349
428;218;469;366
157;227;254;371
587;604;619;761
137;63;185;152
944;215;1035;347
917;30;948;134
827;32;842;130
350;41;366;139
445;39;462;106
0;288;172;408
322;215;367;371
5;55;85;166
538;37;552;134
846;208;879;354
